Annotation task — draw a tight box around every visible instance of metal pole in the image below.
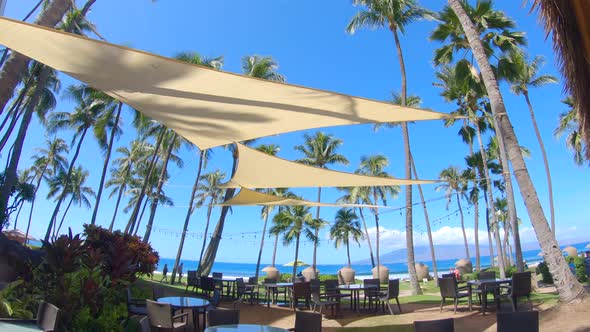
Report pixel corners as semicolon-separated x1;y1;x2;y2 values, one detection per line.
0;0;6;16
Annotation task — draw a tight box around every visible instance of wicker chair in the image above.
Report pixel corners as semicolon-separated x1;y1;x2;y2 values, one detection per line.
0;301;61;331
378;279;401;315
289;311;322;332
473;271;498;305
185;270;199;293
497;311;538;332
310;292;338;317
146;300;188;332
236;277;259;304
207;309;239;327
126;288;148;315
362;278;380;310
439;277;469;314
414;318;454;332
323;279;351;310
506;272;532;311
200;276;215;298
290;281;311;310
264;278;286;304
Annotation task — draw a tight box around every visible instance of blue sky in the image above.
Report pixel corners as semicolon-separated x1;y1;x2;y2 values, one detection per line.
3;0;589;265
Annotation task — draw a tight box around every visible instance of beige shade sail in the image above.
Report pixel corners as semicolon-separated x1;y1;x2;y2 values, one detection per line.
216;187;386;208
219;143;438;189
0;17;455;150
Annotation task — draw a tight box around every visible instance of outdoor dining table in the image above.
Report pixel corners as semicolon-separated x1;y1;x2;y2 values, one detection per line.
205;324;289;332
467;278;512;315
157;296;210;331
213;276;240;299
262;282;293;307
0;321;42;331
337;283;379;312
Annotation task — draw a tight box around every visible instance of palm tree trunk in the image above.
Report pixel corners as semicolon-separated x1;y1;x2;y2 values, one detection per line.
374;210;380;278
125;129;165;234
483;193;495;267
13;202;24;230
523;91;555;236
0;0;71;115
143;133;177;243
271;233;279;267
24;169;46;245
474;194;480;270
449;0;585;303
91;102;123;225
198;203;214;272
44;125;88;242
292;234;301;280
311;187;321;274
346;239;351;267
456;192;469;259
473;122;505;276
108;182;126;231
171;150;204;284
255;208;270;281
134;198;149;236
0;64;46;231
0;80;32;152
0;102;25;152
391;27;421;295
359;207;375;268
410;153;438;284
54;196;74;238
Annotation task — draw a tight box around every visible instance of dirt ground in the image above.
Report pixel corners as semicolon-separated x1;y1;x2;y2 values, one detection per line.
145;282;590;332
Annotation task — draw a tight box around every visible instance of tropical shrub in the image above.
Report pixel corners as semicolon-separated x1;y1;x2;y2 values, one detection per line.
537;262;553;284
5;225;158;331
571;256;588;283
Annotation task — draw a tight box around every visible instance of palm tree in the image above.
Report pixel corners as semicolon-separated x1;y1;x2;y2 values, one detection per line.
194;170;227;273
23;137;68;244
437;166;470;259
90;92;124;225
337;186;375;267
105;140;151;231
356;154;399;280
555;97;586;166
295;132;349;276
330;208;363;267
500;50;558;236
254;144;281;281
271;205;322;278
267;188;297;269
198;55;285;277
43;84;106;242
448;0;586;303
347;0;431;295
49;166;95;237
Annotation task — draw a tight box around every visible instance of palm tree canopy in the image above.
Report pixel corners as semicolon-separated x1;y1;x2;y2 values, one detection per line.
330;208;364;249
346;0;433;34
194;170;227;208
436;166;467;209
175;51;224;70
241;55;285;82
498;50;558;96
270;205;324;246
356;154;400;208
294;132;349;169
555;96;587;166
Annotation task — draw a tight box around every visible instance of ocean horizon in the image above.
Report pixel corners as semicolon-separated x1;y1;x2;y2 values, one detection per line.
156;241;589;278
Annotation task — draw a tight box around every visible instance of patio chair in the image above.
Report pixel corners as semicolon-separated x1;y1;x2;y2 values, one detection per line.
310;292;339;317
378;279;401;315
289;311;322;332
200;276;215;298
438;277;469;314
146;300;188;332
414;318;454;332
126;287;148;315
442;273;468;291
236;277;259;304
0;301;61;331
323;279;351;310
362;278;380;310
506;272;532;311
185;270;199;293
290;281;311;310
207;309;239;327
264;278;286;304
497;310;539;332
473;271;498;305
310;278;321;294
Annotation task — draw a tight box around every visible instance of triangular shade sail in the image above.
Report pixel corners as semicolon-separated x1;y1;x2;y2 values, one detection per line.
216;187;385;208
0;17;454;150
219;143;438;188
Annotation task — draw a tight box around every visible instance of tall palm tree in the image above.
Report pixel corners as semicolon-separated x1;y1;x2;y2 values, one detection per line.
295;132;349;275
555;97;586;166
337;186;375;267
437;166;470;259
330;208;363;267
105;140;151;231
49;166;95;237
448;0;586;303
43;83;105;242
267;188;297;268
254;144;281;281
347;0;431;294
356;154;399;279
271;205;322;278
194;170;227;273
24;137;68;244
198;55;285;277
501;50;558;236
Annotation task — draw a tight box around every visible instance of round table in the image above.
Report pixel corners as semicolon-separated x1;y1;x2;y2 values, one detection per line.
205;324;289;332
338;284;379;312
157;296;210;330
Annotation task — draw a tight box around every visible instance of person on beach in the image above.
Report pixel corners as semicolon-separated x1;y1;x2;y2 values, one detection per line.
178;262;184;282
161;264;169;282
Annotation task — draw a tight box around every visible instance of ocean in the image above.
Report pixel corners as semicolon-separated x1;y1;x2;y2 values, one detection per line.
156;241;589;279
